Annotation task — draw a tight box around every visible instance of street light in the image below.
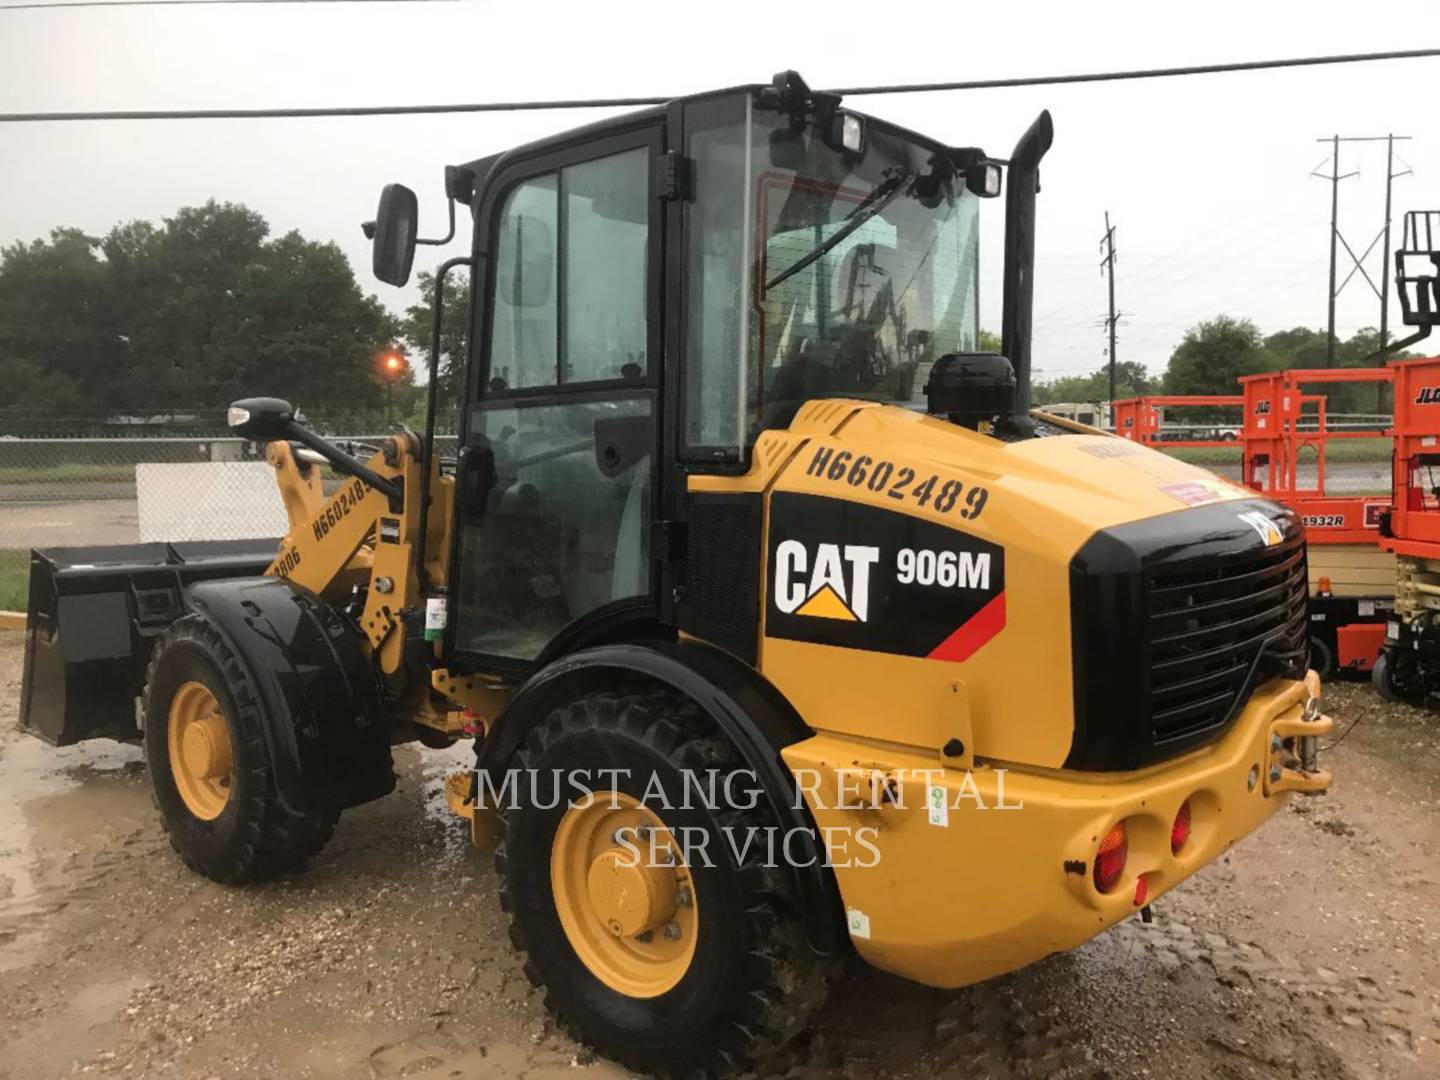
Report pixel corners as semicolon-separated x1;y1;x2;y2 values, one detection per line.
377;350;409;425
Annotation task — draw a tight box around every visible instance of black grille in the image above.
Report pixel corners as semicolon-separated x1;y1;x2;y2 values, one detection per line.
1146;535;1308;746
679;494;761;664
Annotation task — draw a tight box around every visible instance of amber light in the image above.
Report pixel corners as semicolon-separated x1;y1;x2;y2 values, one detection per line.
1093;823;1128;893
1171;800;1192;854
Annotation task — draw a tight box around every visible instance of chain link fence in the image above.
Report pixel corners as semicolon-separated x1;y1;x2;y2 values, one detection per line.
0;422;461;610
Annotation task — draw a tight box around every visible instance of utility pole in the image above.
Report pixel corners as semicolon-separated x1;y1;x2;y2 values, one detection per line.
1380;134;1414;351
1311;134;1411;365
1100;212;1118;404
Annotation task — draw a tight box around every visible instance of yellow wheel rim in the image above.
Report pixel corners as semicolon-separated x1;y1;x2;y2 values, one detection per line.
550;792;698;998
167;680;234;821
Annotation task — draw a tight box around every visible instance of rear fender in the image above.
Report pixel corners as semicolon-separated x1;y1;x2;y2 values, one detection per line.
476;639;848;954
186;577;394;815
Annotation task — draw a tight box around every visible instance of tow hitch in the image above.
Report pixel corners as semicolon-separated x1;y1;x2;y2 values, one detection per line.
1264;674;1333;796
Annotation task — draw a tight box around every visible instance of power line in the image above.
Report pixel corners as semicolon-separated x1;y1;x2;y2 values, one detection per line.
1;46;1437;122
1311;133;1413;365
0;0;452;8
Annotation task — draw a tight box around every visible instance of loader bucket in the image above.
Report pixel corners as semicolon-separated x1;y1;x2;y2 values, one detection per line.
19;539;278;746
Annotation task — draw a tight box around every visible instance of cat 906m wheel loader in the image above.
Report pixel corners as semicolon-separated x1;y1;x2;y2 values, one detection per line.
19;71;1334;1076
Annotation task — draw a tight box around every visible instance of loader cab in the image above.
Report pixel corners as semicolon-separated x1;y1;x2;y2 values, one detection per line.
372;76;999;675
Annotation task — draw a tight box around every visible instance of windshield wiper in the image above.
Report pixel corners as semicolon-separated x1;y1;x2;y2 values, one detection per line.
764;168;914;293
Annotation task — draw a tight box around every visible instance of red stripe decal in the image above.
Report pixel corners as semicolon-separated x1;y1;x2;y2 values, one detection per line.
926;591;1007;663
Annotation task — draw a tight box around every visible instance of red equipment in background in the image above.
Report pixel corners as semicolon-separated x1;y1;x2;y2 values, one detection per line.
1238;368;1392;545
1382;355;1440;556
1236;368;1395;676
1114;395;1242;447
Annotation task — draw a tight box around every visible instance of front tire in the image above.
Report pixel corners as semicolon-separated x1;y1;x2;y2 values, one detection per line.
495;687;834;1076
142;615;337;883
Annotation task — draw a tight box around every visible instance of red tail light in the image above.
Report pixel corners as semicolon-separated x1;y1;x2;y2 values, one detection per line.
1094;823;1128;893
1133;875;1148;907
1171;800;1192;854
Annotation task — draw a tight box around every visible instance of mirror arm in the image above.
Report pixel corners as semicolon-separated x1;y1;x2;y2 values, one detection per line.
416;195;457;248
285;423;403;502
415;254;476;593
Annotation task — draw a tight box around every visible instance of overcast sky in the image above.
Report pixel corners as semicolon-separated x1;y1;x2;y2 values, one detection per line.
2;0;1437;384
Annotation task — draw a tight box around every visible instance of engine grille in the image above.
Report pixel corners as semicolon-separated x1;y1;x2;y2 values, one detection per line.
1146;534;1309;747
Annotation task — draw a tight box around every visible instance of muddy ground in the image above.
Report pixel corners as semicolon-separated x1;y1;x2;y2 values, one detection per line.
1;630;1437;1080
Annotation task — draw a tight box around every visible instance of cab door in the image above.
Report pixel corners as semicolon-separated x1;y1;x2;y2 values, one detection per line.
449;124;664;669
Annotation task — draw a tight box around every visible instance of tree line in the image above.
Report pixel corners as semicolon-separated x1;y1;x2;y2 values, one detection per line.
0;201;1411;434
0;202;442;435
1033;316;1413;413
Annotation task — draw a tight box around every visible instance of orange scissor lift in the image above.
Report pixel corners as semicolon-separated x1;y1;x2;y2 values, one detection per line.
1237;368;1396;678
1114;395;1242;447
1374;354;1440;700
1368;210;1440;701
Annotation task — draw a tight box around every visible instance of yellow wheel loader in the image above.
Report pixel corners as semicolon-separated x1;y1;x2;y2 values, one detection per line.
19;71;1333;1076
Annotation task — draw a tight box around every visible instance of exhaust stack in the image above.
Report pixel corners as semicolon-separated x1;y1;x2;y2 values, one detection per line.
1000;110;1054;434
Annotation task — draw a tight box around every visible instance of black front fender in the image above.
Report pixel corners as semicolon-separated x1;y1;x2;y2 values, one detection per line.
186;577;393;815
477;638;847;954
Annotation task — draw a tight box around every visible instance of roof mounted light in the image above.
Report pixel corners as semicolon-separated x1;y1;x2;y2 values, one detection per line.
837;111;865;154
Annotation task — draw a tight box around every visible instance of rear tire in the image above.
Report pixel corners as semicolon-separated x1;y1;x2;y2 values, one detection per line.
1372;648;1425;706
494;686;835;1077
1309;635;1336;681
142;614;337;883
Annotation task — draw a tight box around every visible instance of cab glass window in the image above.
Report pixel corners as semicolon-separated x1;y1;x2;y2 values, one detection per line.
488;147;649;392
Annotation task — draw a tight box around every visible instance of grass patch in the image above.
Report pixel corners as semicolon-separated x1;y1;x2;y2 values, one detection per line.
0;464;135;486
0;549;28;612
1162;436;1392;467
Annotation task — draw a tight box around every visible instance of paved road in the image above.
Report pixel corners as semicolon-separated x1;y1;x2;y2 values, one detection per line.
0;498;140;550
0;482;136;505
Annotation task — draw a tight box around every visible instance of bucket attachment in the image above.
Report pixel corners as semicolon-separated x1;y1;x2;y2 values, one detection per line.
19;539;278;746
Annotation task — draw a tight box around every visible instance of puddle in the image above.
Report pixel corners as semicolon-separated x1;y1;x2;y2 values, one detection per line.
0;731;145;971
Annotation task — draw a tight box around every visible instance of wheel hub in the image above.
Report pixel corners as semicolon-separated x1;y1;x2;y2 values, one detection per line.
550;793;699;998
167;681;234;821
179;714;232;780
586;848;677;938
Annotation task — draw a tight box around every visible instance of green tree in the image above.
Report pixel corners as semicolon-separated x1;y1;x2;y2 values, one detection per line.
1163;316;1271;395
0;201;397;431
1034;360;1155;405
397;267;471;431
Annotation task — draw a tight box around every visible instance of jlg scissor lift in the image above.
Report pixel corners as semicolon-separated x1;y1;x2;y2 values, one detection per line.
1372;212;1440;701
1239;368;1395;677
1114;395;1243;447
17;72;1336;1075
1376;355;1440;699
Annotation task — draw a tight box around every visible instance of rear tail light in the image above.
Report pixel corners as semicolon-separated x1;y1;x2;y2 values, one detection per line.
1133;875;1148;907
1171;800;1192;854
1094;823;1128;893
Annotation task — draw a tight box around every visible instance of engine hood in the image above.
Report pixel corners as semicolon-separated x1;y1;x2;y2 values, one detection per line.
749;399;1291;772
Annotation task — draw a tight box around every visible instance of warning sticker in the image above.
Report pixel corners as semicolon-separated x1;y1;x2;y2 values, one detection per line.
1158;478;1243;508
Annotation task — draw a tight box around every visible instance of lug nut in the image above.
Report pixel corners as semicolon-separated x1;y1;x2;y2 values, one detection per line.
635;931;653;943
1269;767;1282;783
663;922;681;941
675;886;692;908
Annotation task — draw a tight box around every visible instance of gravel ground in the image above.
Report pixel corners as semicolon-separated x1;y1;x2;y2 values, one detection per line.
1;629;1437;1080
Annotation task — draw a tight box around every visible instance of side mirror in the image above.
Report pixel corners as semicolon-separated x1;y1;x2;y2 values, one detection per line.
371;183;419;286
965;162;1002;199
227;397;297;442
